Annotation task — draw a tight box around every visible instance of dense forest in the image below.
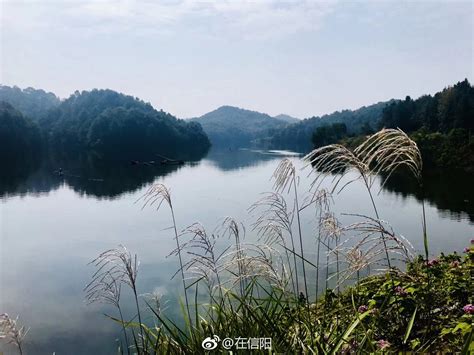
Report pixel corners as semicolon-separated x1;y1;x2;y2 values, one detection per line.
311;122;349;148
191;105;295;147
0;85;60;120
0;87;210;160
0;101;42;161
41;89;210;158
267;101;388;151
380;79;473;133
378;80;473;170
326;80;474;171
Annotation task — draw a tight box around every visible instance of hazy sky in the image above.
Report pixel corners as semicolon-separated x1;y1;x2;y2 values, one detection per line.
1;0;472;118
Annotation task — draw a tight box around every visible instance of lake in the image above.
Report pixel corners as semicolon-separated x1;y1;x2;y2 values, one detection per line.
1;148;473;354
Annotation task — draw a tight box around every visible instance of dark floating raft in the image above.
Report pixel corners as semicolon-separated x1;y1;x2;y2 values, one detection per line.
156;153;184;166
130;154;185;166
160;159;184;166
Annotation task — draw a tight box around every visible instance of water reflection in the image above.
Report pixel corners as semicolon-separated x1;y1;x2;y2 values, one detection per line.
0;157;41;197
1;148;472;355
1;148;297;199
1;151;202;199
205;148;301;171
1;149;472;223
382;171;474;223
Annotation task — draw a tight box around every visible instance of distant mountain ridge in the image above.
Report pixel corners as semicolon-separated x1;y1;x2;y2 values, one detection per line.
191;102;389;150
267;101;392;151
190;105;297;147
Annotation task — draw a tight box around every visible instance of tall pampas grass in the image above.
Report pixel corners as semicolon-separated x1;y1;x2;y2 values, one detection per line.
354;128;422;191
304;128;425;268
334;214;414;285
304;128;422;192
272;159;309;304
85;246;141;352
0;314;28;355
177;222;227;302
137;184;192;329
249;192;298;294
84;266;130;354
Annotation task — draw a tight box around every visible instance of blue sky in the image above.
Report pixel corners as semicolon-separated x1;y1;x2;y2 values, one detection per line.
1;0;472;118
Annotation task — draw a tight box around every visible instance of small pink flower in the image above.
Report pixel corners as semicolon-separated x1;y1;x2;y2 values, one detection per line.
450;260;460;268
470;238;474;244
394;286;407;297
463;304;474;314
377;339;390;350
358;305;368;313
427;259;439;267
464;247;471;253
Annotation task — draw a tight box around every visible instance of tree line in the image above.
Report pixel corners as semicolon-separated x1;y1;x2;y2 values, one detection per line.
309;80;473;171
0;87;210;161
267;101;386;151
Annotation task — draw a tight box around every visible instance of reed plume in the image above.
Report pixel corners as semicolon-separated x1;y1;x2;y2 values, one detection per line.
86;246;141;352
330;214;414;286
309;189;332;300
137;183;192;328
304;128;424;268
219;217;247;297
176;222;227;301
0;313;28;355
84;260;131;354
272;159;309;303
249;192;297;294
354;128;422;188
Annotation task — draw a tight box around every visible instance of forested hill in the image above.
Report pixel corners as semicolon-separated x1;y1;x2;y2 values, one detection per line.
274;114;299;124
378;79;473;170
190;106;296;147
380;79;473;133
266;101;390;152
40;89;210;159
0;85;60;120
311;79;474;171
0;101;42;160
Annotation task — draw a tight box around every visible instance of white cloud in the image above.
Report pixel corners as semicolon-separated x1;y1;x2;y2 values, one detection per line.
1;0;337;39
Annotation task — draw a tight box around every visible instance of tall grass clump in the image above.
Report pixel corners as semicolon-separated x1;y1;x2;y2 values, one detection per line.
304;128;424;268
76;128;472;354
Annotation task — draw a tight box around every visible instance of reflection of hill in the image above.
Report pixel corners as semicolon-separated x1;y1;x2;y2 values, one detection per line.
382;171;474;223
0;157;42;197
58;156;183;199
204;148;300;171
0;149;207;199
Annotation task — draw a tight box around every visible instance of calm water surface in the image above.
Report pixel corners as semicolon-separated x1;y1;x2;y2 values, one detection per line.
1;148;473;354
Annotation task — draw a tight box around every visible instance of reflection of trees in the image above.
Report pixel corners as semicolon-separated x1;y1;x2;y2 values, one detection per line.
0;156;43;197
1;148;283;199
205;148;298;171
3;147;472;225
58;155;183;199
0;148;207;199
382;171;474;223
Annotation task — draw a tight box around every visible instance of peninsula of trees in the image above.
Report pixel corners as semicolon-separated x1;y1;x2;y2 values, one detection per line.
0;87;210;160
